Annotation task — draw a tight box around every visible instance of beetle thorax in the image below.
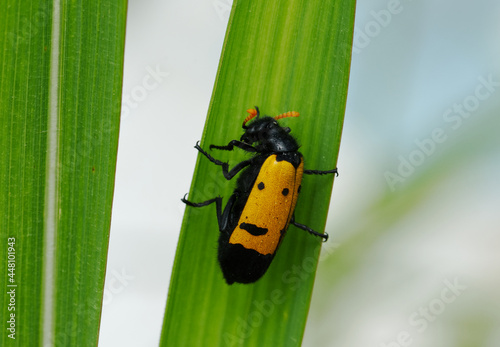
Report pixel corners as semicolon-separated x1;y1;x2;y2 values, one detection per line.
240;117;299;153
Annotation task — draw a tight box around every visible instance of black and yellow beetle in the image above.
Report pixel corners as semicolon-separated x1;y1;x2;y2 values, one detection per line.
182;107;338;284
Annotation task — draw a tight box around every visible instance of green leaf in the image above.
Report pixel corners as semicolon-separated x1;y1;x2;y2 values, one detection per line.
161;1;355;346
0;1;127;346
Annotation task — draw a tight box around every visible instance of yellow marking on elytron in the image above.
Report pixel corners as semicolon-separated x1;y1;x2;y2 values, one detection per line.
229;154;304;255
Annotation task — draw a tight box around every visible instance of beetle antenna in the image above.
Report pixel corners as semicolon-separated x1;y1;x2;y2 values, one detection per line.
242;106;260;128
274;110;299;120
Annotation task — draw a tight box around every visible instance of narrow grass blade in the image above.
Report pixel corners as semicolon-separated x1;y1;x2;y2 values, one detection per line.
161;1;355;346
0;1;127;346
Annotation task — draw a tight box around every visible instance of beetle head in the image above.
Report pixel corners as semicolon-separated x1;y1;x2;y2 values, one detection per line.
240;107;299;152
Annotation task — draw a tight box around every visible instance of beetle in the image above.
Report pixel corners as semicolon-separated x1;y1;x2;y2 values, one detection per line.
182;107;338;284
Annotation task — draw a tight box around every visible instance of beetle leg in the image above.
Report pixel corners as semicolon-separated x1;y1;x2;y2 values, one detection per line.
303;168;338;177
194;142;253;180
210;140;257;153
182;194;223;227
181;193;239;233
181;193;220;208
290;214;329;241
220;159;253;180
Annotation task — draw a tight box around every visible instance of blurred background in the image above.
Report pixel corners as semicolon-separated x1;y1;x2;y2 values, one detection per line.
98;0;500;346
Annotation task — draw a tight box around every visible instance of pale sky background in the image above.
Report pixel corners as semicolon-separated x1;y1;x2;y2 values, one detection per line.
99;1;500;346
